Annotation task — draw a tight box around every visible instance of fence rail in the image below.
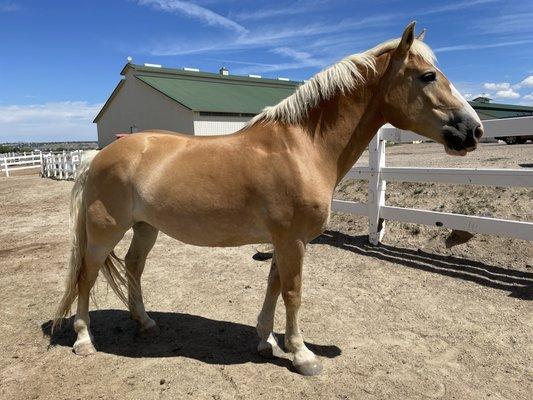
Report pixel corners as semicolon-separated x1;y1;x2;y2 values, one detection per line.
1;150;84;179
1;152;43;177
347;166;533;187
333;117;533;244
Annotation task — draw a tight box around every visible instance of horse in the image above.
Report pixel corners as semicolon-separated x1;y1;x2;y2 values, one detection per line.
53;22;483;376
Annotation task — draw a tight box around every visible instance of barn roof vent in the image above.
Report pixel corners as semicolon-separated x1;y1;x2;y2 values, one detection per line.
219;66;229;76
473;94;492;103
144;63;162;68
248;74;262;78
184;67;200;72
277;77;290;81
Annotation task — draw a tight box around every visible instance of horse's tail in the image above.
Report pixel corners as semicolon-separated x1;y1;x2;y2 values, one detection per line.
52;150;99;331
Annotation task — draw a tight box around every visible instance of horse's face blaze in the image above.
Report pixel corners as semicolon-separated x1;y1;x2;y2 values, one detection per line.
382;41;483;156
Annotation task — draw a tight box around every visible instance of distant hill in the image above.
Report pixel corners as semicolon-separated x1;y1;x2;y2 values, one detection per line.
0;141;98;153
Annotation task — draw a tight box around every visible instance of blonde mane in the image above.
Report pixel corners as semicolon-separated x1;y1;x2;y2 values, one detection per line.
247;38;436;126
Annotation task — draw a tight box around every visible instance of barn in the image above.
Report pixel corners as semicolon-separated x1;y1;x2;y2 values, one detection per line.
93;62;300;148
468;95;533;119
94;62;533;148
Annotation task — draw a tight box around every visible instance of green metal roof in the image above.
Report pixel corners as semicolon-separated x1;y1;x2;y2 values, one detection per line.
468;100;533;120
136;74;298;114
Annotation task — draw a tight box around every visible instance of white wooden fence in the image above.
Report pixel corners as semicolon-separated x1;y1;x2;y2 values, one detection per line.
0;151;43;177
332;116;533;244
41;151;82;180
0;150;84;179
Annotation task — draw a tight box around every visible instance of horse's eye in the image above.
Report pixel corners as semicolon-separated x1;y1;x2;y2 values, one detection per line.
420;71;437;83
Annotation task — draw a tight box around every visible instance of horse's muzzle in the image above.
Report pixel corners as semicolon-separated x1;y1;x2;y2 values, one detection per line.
443;121;483;156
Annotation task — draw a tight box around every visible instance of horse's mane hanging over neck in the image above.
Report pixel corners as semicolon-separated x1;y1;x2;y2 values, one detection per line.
246;39;436;127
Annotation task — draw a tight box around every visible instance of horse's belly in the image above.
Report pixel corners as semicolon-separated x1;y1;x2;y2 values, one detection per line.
141;205;271;247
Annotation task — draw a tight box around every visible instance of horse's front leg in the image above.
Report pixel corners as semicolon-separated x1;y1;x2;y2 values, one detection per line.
275;239;323;376
256;255;284;358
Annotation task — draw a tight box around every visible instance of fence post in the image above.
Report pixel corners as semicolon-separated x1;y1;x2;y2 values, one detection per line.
368;128;386;245
54;154;58;179
60;153;65;180
39;152;44;176
3;156;8;177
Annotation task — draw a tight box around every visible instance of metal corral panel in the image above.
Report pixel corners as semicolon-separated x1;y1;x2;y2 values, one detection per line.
193;115;251;136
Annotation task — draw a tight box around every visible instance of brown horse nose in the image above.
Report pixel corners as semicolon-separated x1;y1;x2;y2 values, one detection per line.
474;125;484;139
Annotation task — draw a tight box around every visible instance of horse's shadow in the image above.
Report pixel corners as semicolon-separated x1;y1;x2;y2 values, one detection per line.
313;230;533;300
41;310;341;370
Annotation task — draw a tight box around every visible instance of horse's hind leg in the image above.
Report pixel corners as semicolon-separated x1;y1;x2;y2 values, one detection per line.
256;255;284;358
125;222;159;336
73;241;119;356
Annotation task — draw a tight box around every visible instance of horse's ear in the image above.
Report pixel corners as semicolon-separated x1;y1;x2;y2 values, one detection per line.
396;21;416;58
417;28;426;42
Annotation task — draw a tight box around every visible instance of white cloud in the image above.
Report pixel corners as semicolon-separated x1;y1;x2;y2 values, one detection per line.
207;48;327;75
232;0;324;21
523;93;533;100
234;0;495;22
495;89;520;99
272;47;313;62
434;39;533;53
137;0;247;34
417;0;498;16
144;16;390;57
0;1;20;12
133;0;515;67
230;47;325;75
476;12;533;34
479;77;533;101
520;76;533;87
483;82;510;91
0;101;102;142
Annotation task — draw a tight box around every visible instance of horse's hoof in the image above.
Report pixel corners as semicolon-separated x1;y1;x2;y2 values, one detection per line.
257;341;284;359
73;341;97;356
140;323;160;338
294;359;323;376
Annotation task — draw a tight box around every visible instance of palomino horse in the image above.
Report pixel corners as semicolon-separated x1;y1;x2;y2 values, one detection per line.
54;22;483;375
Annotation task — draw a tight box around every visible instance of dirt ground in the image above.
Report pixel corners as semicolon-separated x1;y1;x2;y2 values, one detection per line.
0;142;532;400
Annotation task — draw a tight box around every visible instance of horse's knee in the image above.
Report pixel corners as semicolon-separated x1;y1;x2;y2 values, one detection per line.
281;290;301;309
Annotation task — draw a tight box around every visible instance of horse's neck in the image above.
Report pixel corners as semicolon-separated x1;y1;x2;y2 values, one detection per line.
306;79;385;185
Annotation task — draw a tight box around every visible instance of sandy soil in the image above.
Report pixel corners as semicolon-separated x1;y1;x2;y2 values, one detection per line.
0;142;532;400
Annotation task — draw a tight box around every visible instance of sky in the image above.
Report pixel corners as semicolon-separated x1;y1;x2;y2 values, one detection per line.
1;0;532;142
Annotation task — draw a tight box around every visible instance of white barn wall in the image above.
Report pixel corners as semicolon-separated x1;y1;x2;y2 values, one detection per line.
96;76;194;148
193;114;251;136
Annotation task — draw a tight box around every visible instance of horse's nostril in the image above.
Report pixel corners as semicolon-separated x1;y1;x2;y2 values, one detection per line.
474;125;484;139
